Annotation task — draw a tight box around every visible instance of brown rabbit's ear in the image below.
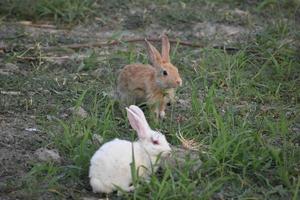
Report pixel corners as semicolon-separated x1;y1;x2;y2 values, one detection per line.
161;34;170;63
145;39;162;68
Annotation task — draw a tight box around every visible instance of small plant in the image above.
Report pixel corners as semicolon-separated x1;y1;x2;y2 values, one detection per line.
77;51;99;72
37;0;96;24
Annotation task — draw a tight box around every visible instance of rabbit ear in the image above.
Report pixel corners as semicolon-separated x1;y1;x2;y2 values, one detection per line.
161;34;170;63
126;106;150;140
128;105;148;125
145;39;162;68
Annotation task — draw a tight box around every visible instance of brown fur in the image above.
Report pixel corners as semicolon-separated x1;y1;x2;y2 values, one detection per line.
117;35;182;119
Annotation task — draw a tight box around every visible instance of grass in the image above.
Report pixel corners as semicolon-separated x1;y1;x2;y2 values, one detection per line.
1;0;299;199
0;0;96;24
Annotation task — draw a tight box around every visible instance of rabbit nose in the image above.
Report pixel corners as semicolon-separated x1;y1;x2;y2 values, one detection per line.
176;79;182;86
164;150;172;157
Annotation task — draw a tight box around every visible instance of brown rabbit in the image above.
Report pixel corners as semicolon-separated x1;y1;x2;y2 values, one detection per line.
117;34;182;119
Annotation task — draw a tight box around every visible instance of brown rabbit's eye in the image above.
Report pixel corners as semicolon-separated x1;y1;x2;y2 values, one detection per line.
163;70;168;76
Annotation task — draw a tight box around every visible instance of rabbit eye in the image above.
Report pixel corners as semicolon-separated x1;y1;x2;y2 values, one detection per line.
152;140;159;145
162;70;168;76
151;138;159;145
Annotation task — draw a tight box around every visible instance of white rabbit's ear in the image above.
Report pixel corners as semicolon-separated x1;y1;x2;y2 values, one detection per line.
128;105;148;125
161;34;170;63
126;106;150;140
145;39;162;68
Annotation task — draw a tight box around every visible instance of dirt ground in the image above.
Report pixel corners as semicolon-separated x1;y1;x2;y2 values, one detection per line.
0;1;299;199
0;23;252;200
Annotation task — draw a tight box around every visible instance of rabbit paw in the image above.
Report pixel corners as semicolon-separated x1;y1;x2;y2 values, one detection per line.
117;185;135;196
159;111;166;118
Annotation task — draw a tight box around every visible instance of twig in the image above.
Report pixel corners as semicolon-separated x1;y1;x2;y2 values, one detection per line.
15;56;38;61
0;91;21;95
50;38;206;49
0;141;11;148
176;131;202;151
17;21;63;29
1;37;240;53
15;55;89;62
43;38;239;52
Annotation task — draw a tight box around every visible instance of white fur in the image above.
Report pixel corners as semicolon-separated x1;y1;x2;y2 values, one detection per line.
89;105;171;193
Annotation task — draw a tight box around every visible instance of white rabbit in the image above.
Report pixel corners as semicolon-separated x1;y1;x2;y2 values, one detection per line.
89;105;172;194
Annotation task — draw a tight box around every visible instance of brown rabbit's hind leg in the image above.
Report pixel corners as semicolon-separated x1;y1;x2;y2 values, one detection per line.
117;88;136;107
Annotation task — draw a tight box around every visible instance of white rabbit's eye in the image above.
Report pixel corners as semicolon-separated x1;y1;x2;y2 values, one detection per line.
151;137;159;145
152;140;159;145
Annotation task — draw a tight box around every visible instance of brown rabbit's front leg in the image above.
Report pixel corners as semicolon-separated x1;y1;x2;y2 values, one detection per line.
149;102;163;120
159;99;166;119
148;94;166;119
151;104;160;119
